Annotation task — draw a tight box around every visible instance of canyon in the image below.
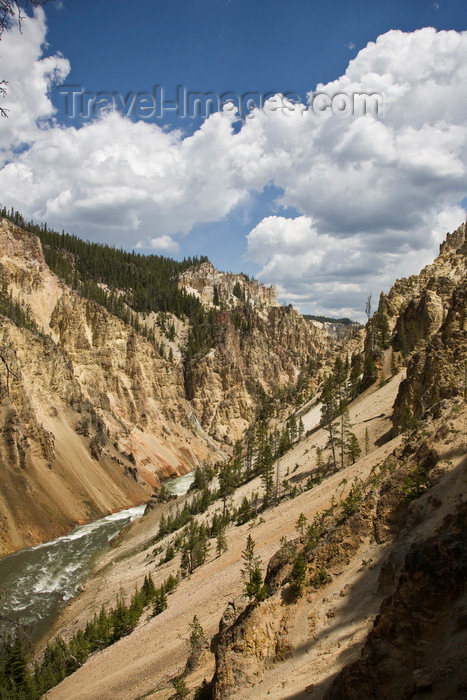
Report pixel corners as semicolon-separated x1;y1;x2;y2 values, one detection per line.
0;218;466;699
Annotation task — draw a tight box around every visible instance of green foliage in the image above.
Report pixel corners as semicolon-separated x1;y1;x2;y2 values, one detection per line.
245;567;269;602
345;432;362;464
188;615;206;650
313;567;332;588
236;495;253;525
289;554;307;599
295;513;307;537
180;520;210;576
232;280;245;301
191;466;214;492
0;282;43;335
1;207;209;348
163;544;175;563
172;676;189;699
156;487;215;542
377;310;390;349
218;461;240;514
363;353;377;383
241;535;268;603
316;446;324;469
305;515;326;551
152;587;168;616
216;527;228;557
0;632;34;698
399;465;430;501
341;478;363;519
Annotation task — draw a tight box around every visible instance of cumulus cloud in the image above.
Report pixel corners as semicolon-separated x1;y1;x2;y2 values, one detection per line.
0;14;465;319
0;9;69;154
137;234;180;254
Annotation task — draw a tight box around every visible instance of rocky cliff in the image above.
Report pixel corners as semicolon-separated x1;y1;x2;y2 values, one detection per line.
178;261;279;311
0;219;215;553
390;223;466;431
184;303;328;443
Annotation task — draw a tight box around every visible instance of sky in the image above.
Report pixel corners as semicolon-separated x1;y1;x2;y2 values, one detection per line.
0;0;466;321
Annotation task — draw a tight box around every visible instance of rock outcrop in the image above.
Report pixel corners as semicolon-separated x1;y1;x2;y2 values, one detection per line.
212;597;285;699
325;525;467;700
178;260;279;311
391;226;466;432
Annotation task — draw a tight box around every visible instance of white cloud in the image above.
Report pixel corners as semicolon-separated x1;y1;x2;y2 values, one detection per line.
0;9;69;154
137;234;180;254
0;16;465;319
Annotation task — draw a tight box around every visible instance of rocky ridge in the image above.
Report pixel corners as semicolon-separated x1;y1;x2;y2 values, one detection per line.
178;260;279;312
389;223;466;431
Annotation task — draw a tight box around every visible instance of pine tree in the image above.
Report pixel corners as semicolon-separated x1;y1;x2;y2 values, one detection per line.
338;407;352;469
289;553;307;598
378;311;390;348
236;495;252;525
152;587;168;616
316;446;324;469
218;461;238;516
256;422;274;507
365;426;370;455
181;520;210;575
321;374;338;470
4;633;34;694
295;513;307;537
216;527;228;557
346;432;362;464
241;535;268;603
189;615;206;649
141;573;156;604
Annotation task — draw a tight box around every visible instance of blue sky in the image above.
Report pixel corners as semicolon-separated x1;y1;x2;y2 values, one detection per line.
0;0;466;320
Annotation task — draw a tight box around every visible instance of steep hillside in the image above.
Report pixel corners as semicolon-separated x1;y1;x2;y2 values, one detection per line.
35;223;466;700
42;362;407;700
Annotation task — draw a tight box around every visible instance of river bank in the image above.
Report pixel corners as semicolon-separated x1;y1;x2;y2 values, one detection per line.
0;472;195;645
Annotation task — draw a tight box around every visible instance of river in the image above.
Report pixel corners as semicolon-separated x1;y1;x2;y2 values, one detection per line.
0;471;195;643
